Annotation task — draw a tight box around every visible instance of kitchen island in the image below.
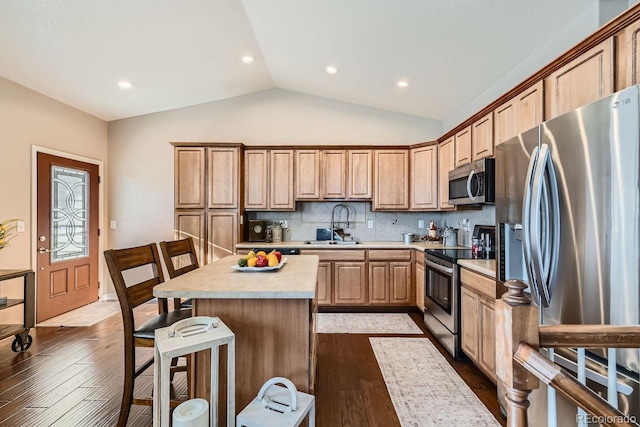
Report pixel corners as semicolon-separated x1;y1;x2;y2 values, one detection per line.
153;254;319;422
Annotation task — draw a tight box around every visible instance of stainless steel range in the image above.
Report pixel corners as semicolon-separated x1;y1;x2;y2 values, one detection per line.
423;225;494;359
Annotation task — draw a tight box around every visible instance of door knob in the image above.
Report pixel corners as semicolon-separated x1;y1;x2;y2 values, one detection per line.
38;247;52;254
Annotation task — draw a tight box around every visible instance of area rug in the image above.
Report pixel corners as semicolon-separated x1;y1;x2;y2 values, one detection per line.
316;313;423;334
370;337;501;426
36;300;121;327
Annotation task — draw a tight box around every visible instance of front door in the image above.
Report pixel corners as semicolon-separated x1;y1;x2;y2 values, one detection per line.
36;152;99;322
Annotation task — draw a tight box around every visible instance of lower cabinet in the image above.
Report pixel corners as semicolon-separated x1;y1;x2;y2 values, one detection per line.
300;248;415;307
415;252;425;311
460;268;497;383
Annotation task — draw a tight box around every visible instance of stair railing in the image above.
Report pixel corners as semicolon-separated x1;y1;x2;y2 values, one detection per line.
495;279;640;427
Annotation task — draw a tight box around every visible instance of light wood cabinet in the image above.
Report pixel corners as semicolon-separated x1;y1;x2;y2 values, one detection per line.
495;81;544;146
415;259;425;311
174;211;206;264
373;149;409;210
244;149;269;210
624;19;640;88
438;136;455;210
334;262;367;304
295;149;348;200
368;250;413;305
207;212;238;263
175;147;206;209
295;150;320;200
454;126;472;167
410;145;438;210
348;149;373;199
269;150;295;210
322;150;347;199
207;147;239;209
244;149;295;211
471;113;493;161
316;262;332;305
545;38;614;119
460;268;497;383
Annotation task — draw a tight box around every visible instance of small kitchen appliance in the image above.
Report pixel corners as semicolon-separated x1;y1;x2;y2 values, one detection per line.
248;220;266;242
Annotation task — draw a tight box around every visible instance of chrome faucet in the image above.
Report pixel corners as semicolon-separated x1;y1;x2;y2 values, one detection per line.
330;203;351;243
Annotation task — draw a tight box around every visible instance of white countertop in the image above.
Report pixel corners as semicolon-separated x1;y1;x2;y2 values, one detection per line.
236;241;467;250
153;254;319;299
457;259;496;278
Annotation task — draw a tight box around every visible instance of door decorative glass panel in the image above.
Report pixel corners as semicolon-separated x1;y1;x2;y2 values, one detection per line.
50;166;89;262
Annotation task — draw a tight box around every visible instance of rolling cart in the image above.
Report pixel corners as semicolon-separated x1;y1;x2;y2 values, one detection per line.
0;269;35;352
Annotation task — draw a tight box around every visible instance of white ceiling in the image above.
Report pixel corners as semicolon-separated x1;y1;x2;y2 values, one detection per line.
0;0;603;122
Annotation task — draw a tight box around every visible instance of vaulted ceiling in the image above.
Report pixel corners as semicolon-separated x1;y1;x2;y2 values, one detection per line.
0;1;607;122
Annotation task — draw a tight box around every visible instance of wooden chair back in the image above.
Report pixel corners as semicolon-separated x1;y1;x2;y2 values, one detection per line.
104;243;168;326
159;237;200;279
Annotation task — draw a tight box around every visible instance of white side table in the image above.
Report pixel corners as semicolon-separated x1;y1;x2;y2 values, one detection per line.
154;316;235;427
236;377;315;427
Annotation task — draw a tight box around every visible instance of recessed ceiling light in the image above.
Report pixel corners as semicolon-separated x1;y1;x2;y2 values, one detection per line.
242;55;256;64
326;66;339;75
117;80;134;89
396;80;409;88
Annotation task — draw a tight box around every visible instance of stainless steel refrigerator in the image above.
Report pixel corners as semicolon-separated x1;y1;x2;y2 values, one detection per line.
496;85;640;424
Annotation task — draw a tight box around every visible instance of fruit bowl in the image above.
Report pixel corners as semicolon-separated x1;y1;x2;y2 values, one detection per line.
231;257;287;272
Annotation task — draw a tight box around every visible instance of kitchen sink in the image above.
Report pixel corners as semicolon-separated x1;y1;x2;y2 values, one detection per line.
303;240;361;245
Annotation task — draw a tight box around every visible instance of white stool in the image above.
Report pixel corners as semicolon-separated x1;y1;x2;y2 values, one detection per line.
154;316;235;427
236;377;315;427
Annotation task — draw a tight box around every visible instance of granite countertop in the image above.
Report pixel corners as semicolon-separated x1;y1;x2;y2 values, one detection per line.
236;241;467;250
457;259;496;278
153;254;319;299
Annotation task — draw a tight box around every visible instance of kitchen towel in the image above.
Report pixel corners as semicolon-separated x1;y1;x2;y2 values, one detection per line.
370;337;502;426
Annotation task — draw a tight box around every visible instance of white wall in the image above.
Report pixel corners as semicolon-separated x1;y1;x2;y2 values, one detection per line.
0;76;107;318
106;88;441;250
444;3;602;131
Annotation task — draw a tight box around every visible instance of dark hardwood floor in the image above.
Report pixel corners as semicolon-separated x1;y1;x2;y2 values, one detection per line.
0;309;505;426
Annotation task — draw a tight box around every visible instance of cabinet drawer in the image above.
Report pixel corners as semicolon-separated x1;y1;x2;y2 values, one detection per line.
368;249;412;262
414;250;424;265
299;249;366;262
460;268;495;299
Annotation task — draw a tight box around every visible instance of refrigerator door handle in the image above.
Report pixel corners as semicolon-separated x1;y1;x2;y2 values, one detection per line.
522;145;540;296
530;143;561;307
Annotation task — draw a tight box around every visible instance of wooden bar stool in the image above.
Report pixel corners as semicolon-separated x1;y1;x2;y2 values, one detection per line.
236;377;315;427
154;316;235;427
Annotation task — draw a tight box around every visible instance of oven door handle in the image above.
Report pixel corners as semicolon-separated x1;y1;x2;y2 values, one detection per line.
424;259;454;275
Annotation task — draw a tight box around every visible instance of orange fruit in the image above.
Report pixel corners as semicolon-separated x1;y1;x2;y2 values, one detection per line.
247;257;258;267
256;250;267;257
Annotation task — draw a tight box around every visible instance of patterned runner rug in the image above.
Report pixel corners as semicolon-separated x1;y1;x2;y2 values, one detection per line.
316;313;423;334
36;301;121;327
370;337;501;426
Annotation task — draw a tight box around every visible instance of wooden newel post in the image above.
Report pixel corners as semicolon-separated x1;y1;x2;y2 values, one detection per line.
495;279;541;427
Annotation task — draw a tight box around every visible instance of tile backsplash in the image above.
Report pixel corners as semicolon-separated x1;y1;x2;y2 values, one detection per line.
251;202;495;246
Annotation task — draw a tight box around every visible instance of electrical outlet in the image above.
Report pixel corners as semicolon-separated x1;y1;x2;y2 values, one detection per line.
418;220;425;229
110;220;117;229
368;220;374;229
16;221;25;233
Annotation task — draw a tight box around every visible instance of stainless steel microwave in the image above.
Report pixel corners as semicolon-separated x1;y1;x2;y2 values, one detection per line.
448;158;495;205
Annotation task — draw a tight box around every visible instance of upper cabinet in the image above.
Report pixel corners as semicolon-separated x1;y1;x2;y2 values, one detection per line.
373;149;409;210
410;145;438;210
545;38;614;119
322;150;347;199
207;147;239;209
175;147;206;209
347;149;373;199
494;81;544;146
295;149;363;201
454;126;472;167
295;150;321;200
471;112;493;161
438;137;455;210
245;149;295;211
624;20;640;87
